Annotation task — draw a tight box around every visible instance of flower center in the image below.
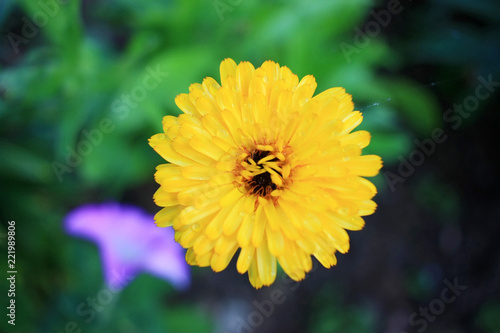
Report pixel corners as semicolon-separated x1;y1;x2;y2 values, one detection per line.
239;146;286;198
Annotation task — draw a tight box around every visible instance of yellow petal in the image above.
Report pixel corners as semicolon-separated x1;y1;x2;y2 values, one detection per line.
219;187;243;207
314;249;337;268
211;243;238;272
185;248;196;265
248;257;263;289
158;177;201;193
237;214;254;247
154;206;181;227
153;187;179;207
149;134;194;165
181;165;218;180
220;58;237;87
175;93;199;116
341;111;363;134
162;115;180;138
237;246;255;274
195;251;212;267
189;136;226;161
357;200;377;216
172;138;215;166
222;197;246;235
252;204;267;247
205;205;233;240
338;130;371;149
193;235;215;256
154;163;182;183
202;77;221;98
179;225;202;248
275;205;300;240
266;228;284;256
179;203;220;226
256;241;276;286
215;236;237;256
235;61;256;97
346;155;383;177
263;201;280;231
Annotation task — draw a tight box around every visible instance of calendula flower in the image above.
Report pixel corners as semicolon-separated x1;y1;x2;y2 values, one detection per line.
149;58;382;288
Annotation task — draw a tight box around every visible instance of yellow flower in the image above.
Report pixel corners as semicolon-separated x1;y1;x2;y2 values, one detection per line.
149;58;382;288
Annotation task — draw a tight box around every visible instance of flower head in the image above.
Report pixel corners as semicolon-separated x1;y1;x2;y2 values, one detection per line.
65;203;190;290
149;58;382;288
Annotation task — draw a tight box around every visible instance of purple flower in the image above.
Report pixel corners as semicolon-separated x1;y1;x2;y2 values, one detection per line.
65;203;190;290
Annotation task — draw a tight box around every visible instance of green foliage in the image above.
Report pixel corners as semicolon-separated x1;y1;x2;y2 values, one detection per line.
476;301;500;333
2;0;493;331
310;283;375;333
415;176;461;222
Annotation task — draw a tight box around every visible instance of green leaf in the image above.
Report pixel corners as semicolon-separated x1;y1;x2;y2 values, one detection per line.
358;105;413;165
384;78;441;135
164;306;214;333
0;140;52;183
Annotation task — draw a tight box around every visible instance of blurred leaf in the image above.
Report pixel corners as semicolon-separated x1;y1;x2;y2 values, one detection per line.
405;267;439;301
64;239;103;292
0;0;16;24
406;28;498;66
399;0;500;74
142;46;220;120
476;301;500;333
366;130;412;165
384;78;442;135
333;64;386;99
435;0;500;23
80;135;155;193
310;283;375;333
358;105;413;165
18;0;84;50
164;306;214;333
84;274;184;333
415;176;461;221
0;140;52;183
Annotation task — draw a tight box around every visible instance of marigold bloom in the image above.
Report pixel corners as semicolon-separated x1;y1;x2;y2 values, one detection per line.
149;58;382;288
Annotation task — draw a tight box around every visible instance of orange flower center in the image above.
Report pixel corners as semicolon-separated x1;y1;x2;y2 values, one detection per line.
234;143;292;202
245;149;281;197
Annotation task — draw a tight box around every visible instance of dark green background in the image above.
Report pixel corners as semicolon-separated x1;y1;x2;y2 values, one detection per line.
1;0;499;332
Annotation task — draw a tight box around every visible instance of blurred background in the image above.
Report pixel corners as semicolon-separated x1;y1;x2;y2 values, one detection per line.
1;0;499;332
